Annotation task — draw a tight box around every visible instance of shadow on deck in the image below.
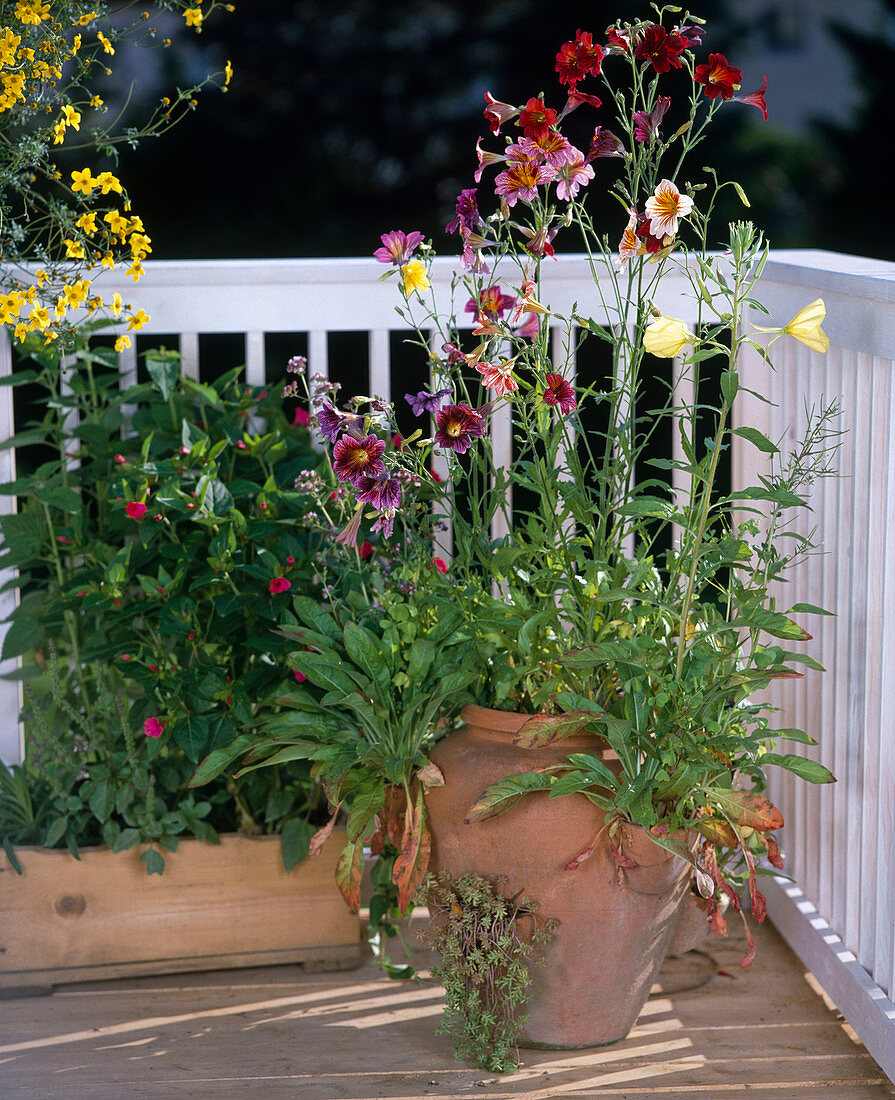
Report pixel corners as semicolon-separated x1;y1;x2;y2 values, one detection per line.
1;917;893;1099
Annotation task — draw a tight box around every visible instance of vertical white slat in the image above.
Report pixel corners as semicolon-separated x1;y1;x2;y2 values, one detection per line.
670;344;696;514
490;389;512;543
179;332;199;380
875;358;895;997
428;333;451;561
613;327;635;559
859;354;889;978
368;329;390;402
308;330;328;381
844;351;872;956
244;331;265;388
118;341;139;430
0;331;23;765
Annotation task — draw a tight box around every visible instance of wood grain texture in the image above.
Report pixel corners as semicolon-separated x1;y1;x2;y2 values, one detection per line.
0;832;362;989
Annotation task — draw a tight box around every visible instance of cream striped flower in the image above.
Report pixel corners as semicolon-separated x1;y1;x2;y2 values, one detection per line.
644;178;694;239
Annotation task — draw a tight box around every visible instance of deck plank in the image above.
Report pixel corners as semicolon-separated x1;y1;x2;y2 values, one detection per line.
0;919;892;1099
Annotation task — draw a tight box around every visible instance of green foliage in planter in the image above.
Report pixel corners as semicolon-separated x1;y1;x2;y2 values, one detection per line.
420;871;556;1074
0;330;329;871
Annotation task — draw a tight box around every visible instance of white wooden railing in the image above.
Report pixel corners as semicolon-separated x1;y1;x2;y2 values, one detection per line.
1;252;893;1076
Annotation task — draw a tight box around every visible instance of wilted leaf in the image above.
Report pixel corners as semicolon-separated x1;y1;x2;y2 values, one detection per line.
417;761;445;789
694;815;739;847
393;789;430;913
335;837;364;912
704;788;784;832
513;712;592;749
309;806;341;858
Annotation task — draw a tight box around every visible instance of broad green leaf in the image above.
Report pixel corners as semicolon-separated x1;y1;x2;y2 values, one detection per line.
189;734;259;786
407;637;435;683
739;608;812;641
760;753;836;784
786;603;834;617
564;753;620;789
44;816;69;848
289;650;363;697
512;712;594;749
280;817;314;872
343;621;391;696
731;426;778;454
347;782;386;843
464;771;555;823
140;848;166;875
616;496;673;518
291;595;341;641
234;741;319;777
720;370;739;405
88;778;115;822
112;827;141;853
766;727;816;745
146;353;180;399
33;485;83;513
198;475;234;514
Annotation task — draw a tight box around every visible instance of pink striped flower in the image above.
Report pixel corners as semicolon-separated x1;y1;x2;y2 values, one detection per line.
475;360;518;398
542;373;577;414
144;717;164;739
332;433;387;486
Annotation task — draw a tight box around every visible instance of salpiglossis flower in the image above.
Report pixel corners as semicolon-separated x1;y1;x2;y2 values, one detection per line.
434;404;487;454
634;24;686;73
374;229;424;265
332;434;387;485
542;373;577;414
645;179;694;239
694;53;743;101
555;30;604;86
735;76;769;121
475;360;518;397
518;96;558;140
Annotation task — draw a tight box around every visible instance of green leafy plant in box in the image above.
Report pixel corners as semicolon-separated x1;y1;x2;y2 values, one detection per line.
0;331;329;872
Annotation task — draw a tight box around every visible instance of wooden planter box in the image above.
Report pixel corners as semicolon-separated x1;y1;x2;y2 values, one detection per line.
0;831;363;993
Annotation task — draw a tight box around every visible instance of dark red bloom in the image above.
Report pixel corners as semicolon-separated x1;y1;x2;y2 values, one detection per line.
735;75;769;121
434;404;487;454
433;557;448;574
634;24;686;73
332;433;386;485
518;96;558;140
269;576;292;594
694;53;742;101
555;29;604;86
562;87;603;117
605;26;630;52
483;91;519;135
359;541;374;560
635;217;665;253
542;373;577;414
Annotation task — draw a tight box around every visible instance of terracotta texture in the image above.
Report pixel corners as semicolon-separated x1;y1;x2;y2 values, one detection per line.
426;704;694;1048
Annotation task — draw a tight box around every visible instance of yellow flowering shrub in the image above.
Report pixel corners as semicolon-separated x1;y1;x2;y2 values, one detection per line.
0;0;235;348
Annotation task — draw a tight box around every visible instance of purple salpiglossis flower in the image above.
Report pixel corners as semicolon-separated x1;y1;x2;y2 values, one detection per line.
372;509;396;539
354;475;402;511
332;434;387;486
445;188;481;235
316;400;353;442
633;96;671;144
677;24;705;48
434;403;488;454
586;127;626;162
405;388;452;417
373;229;425;266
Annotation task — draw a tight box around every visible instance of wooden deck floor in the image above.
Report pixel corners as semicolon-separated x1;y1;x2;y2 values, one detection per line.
1;917;893;1099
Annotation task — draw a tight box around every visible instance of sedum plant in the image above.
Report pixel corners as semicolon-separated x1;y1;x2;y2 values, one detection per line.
301;7;839;959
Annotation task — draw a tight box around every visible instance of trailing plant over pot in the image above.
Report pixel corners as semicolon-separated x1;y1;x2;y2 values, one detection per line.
420;871;556;1073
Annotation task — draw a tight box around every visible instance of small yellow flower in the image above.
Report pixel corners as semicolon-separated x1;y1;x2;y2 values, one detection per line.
104;210;129;235
114;334;132;352
126;260;145;282
61;105;81;130
184;7;203;29
401;259;430;296
64;239;86;259
97;31;114;55
76;211;98;234
784;298;829;353
224;60;233;85
111;292;122;316
643;315;692;358
29;305;50;330
77;11;98;25
89;94;104;108
96;171;122;194
71;167;95;193
126;309;149;331
72;34;81;54
52;121;66;144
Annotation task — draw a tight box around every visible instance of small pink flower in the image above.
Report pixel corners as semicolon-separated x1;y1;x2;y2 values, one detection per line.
286;555;295;564
475;360;518;397
125;501;147;520
144;717;164;739
293;668;307;683
187;502;195;510
433;558;448;574
114;453;126;463
56;535;73;544
147;663;158;672
179;446;190;455
236;440;247;450
76;590;88;597
359;541;374;560
269;576;292;594
120;653;132;661
259;501;268;511
292;407;310;427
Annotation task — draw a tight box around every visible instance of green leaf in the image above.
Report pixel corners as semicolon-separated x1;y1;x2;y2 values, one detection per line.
761;753;836;784
343;621;391;696
146;352;181;399
615;495;673;518
113;827;141;853
731;426;778;454
703;788;784;830
464;771;555;823
347;781;386;843
44;816;69;848
786;603;834;617
140;847;166;875
1;591;45;660
720;370;739;405
291;595;341;641
280;817;314;872
33;485;83;513
198;475;234;514
189;734;259;786
766;727;816;745
289;650;364;697
88;778;115;822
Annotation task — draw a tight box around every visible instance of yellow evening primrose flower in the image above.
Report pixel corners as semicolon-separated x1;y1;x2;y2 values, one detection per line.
114;335;132;352
643;315;692;358
97;31;115;55
401;259;430;296
784;298;829;353
126;309;149;331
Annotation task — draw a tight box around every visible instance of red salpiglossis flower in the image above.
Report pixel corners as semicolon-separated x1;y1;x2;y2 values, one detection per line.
466;284;516;319
694;53;743;101
483;91;519;135
518;96;558;140
635;217;665;254
542;373;577;414
734;75;769;121
563;87;603;115
332;433;386;485
555;29;604;86
605;26;630;52
633;95;671;143
434;404;487;454
634;24;686;73
586;126;625;161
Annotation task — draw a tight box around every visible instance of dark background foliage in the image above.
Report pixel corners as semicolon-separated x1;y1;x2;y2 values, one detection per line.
114;0;894;265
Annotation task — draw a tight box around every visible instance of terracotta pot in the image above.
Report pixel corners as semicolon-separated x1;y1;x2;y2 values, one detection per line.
426;704;694;1049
